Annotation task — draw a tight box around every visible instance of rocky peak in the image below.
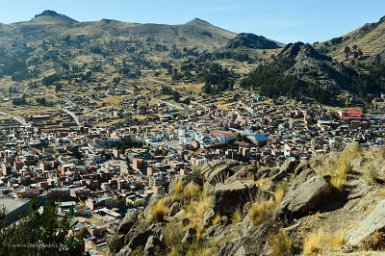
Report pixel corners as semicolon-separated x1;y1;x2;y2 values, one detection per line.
279;42;330;61
33;10;77;23
186;18;212;26
34;10;61;18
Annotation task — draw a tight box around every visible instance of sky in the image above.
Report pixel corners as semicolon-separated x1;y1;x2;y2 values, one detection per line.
0;0;384;43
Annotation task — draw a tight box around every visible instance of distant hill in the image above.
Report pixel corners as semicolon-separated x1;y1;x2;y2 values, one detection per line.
226;33;283;49
318;15;385;62
241;42;359;103
0;11;246;82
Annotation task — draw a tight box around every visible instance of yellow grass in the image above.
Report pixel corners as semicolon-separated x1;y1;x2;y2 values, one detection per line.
173;178;183;196
330;231;347;249
248;198;275;225
303;229;325;255
231;208;242;224
273;186;285;205
268;229;292;256
182;182;200;200
318;143;362;190
149;198;169;222
212;214;221;226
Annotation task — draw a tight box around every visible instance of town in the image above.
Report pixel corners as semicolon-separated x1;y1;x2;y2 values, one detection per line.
1;90;385;255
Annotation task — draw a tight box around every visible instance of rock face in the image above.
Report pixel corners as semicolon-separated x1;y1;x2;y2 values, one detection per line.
217;224;271;255
116;223;164;254
201;160;239;185
168;175;202;194
277;175;332;220
117;209;139;234
214;180;258;216
108;233;126;253
272;157;299;181
144;235;165;256
347;200;385;248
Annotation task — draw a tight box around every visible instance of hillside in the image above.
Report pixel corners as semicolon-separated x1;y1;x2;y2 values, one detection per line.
226;33;283;50
318;15;385;63
240;42;358;103
111;144;385;256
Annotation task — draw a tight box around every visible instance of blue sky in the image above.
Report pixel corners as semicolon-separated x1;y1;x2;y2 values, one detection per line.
0;0;384;43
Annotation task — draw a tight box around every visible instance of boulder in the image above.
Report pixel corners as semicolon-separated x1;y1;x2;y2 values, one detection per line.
217;224;271;256
346;200;385;248
108;233;126;253
214;180;258;216
272;157;299;181
115;244;132;256
277;175;332;220
202;160;239;185
117;209;139;234
169;201;182;216
144;235;165;256
124;223;163;251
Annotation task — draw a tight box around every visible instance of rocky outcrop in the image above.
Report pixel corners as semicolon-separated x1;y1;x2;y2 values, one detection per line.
201;160;239;185
272;157;299;181
217;224;271;256
144;235;165;256
115;223;165;255
213;180;258;216
277;175;332;220
117;209;139;234
346;200;385;248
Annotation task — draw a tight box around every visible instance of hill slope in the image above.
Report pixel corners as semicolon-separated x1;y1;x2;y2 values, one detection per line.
226;33;284;50
241;42;357;103
319;15;385;62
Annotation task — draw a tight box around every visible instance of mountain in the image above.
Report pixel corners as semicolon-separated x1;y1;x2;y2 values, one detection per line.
318;15;385;62
226;33;283;49
0;11;252;83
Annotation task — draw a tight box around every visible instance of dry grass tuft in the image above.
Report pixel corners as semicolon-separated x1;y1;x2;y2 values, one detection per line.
173;178;183;196
231;208;242;224
150;198;169;222
248;198;275;225
303;229;325;255
319;143;362;190
273;186;285;205
212;214;221;226
303;229;347;255
330;230;347;249
268;229;292;256
182;181;201;200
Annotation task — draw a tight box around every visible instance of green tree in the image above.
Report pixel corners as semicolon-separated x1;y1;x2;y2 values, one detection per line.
0;198;83;256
